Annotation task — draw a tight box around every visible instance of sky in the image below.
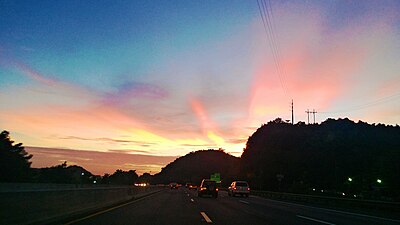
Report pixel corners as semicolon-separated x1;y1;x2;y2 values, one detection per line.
1;0;399;175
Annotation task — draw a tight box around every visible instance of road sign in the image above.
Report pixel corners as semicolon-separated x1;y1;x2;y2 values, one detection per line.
210;173;220;182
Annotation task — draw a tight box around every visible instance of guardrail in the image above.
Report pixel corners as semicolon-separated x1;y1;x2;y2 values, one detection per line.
250;190;400;215
0;183;165;225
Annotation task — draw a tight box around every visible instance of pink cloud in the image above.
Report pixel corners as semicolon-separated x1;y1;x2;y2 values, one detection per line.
26;146;177;175
15;62;58;86
104;81;168;106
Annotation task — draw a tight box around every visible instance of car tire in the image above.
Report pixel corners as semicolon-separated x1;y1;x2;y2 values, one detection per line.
198;193;202;197
214;193;218;198
245;194;249;198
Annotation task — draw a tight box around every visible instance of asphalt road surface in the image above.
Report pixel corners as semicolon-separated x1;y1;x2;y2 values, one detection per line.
66;188;400;225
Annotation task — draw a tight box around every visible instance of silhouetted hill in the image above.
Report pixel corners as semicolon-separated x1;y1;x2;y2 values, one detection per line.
33;162;94;184
152;149;240;186
241;118;400;200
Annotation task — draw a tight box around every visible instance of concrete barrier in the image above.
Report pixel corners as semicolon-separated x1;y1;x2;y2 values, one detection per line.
0;183;164;225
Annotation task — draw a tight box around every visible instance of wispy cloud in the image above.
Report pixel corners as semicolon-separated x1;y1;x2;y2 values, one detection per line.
26;146;177;175
58;136;157;146
15;62;58;86
104;81;169;105
107;149;154;154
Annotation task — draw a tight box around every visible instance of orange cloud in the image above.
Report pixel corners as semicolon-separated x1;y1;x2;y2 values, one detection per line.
26;146;177;175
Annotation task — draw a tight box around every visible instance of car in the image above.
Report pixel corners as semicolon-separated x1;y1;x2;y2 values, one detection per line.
228;181;250;197
198;179;218;198
188;184;198;190
185;182;198;190
170;182;178;189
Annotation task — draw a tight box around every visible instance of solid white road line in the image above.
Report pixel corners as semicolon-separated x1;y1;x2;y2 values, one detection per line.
297;215;335;225
190;198;194;202
200;212;213;223
64;190;163;225
239;200;249;204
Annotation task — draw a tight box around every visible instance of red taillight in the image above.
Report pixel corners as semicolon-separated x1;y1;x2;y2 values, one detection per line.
216;188;219;191
247;187;250;191
234;187;237;190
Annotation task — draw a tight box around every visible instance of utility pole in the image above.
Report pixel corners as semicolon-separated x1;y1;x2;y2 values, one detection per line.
312;109;317;124
291;99;294;125
305;109;311;124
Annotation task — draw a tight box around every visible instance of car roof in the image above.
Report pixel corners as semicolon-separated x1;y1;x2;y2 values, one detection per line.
202;179;214;181
233;181;249;184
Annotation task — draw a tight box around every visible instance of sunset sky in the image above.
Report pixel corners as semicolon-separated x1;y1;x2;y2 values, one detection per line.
1;0;399;175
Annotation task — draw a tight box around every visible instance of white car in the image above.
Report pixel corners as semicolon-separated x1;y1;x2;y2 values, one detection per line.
228;181;250;197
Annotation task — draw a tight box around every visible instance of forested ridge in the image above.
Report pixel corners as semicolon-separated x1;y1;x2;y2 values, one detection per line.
1;118;399;201
152;149;240;187
241;118;400;200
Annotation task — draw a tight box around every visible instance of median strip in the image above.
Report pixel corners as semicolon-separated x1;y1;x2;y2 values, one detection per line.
200;212;212;223
297;215;335;225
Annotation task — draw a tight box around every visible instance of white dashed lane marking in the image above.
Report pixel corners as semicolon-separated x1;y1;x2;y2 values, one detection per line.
200;212;212;223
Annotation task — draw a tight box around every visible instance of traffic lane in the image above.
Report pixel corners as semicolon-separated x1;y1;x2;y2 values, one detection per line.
187;189;303;225
69;188;205;225
241;193;400;225
188;189;400;225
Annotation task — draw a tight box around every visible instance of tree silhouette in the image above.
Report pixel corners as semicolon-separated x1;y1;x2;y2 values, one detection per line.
0;130;33;182
241;118;400;201
108;169;138;185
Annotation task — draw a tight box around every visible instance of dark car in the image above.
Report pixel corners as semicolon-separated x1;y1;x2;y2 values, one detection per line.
189;184;198;190
170;182;178;189
198;179;218;198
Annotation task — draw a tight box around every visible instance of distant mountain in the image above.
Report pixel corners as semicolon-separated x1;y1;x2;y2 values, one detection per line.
241;118;400;200
152;149;240;186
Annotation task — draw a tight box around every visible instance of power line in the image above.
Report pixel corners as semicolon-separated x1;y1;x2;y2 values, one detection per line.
264;0;290;95
256;0;289;98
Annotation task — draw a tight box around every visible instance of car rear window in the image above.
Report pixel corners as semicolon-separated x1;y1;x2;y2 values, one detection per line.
203;181;216;187
236;182;248;187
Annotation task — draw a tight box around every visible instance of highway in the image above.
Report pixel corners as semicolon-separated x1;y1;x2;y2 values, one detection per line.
66;188;400;225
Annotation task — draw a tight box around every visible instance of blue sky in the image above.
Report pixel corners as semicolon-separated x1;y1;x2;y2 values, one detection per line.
1;0;399;174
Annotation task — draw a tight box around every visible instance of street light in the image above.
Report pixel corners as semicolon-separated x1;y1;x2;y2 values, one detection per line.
377;179;382;184
348;177;352;182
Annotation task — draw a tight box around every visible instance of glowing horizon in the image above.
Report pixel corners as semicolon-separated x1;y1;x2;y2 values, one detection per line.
1;1;399;175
